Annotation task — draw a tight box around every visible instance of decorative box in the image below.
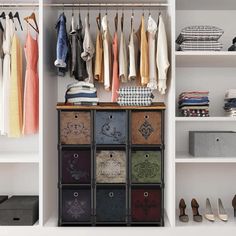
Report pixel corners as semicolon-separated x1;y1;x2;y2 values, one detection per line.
95;111;127;144
132;151;162;183
96;187;126;222
0;196;39;226
61;149;91;184
189;131;236;157
60;111;91;144
131;188;161;222
96;150;126;183
131;111;162;145
62;188;91;222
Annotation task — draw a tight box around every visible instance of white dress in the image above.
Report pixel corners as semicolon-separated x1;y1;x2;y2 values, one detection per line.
2;16;14;135
81;16;95;84
119;30;128;82
128;23;136;80
156;14;170;95
102;15;112;90
147;15;158;90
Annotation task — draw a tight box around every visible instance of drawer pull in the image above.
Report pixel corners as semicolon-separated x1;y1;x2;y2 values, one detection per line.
144;192;149;197
13;218;20;221
73;153;79;158
216;138;220;142
145;154;149;158
144;115;149;119
110;153;113;158
109;115;113;119
74;192;79;197
109;192;114;198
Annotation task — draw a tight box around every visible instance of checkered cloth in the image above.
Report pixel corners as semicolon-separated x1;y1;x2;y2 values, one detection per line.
117;97;152;106
176;26;224;44
179;41;223;51
118;87;153;97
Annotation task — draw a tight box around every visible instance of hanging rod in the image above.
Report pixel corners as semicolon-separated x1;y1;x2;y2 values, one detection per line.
44;3;169;8
0;3;39;8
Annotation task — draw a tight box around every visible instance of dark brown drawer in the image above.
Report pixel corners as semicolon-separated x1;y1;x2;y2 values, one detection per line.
61;149;91;184
131;111;162;145
60;111;91;144
96;150;126;183
131;188;162;222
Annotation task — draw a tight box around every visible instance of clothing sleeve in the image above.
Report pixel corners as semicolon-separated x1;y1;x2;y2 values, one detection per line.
156;14;170;95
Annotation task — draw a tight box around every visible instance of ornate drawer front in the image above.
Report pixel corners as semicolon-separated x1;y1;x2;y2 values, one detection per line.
131;111;162;145
60;111;91;144
62;189;91;222
96;151;126;183
131;188;161;222
132;151;161;183
61;149;91;184
96;188;126;222
95;111;127;144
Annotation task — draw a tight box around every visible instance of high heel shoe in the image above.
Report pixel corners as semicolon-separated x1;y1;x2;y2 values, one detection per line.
232;195;236;217
179;198;189;222
218;198;228;222
205;198;215;222
191;198;202;222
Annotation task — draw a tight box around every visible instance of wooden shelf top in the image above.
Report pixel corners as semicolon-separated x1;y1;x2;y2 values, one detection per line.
56;102;166;110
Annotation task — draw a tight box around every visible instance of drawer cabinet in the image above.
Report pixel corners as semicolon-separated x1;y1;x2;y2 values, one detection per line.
132;151;162;183
57;103;165;226
60;111;91;144
96;188;126;222
61;188;91;222
95;111;127;144
131;188;162;222
131;111;162;145
61;149;91;184
96;150;126;183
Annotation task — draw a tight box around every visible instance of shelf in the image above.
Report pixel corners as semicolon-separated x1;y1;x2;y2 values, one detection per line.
176;152;236;163
175;117;236;122
175;51;236;68
0;152;39;163
176;209;236;227
176;0;236;10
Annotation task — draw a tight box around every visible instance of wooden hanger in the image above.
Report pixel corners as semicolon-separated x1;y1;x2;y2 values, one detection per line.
96;13;101;31
114;12;118;32
24;12;39;33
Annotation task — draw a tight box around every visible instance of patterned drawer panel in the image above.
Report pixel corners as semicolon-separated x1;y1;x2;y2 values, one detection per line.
95;111;127;144
96;188;126;222
61;149;91;184
131;111;162;145
60;111;91;144
96;151;126;183
132;151;161;183
131;188;162;222
62;188;91;222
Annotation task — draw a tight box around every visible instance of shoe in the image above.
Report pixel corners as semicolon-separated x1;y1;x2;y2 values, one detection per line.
218;198;228;222
232;195;236;217
179;199;189;222
205;198;215;222
191;198;202;222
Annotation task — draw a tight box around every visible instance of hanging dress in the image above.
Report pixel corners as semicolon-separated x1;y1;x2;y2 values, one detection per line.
23;29;39;135
102;15;112;91
8;33;23;137
147;15;158;90
2;16;14;135
140;15;149;86
0;25;4;134
111;31;119;102
81;16;95;84
94;16;104;83
156;14;170;95
128;20;137;80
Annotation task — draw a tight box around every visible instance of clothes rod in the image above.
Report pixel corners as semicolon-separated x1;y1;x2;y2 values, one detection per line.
0;3;39;8
44;3;169;8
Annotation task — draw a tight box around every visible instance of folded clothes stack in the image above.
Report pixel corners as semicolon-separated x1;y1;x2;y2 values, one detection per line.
65;81;99;105
178;91;210;117
224;89;236;117
176;26;224;51
117;87;154;106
